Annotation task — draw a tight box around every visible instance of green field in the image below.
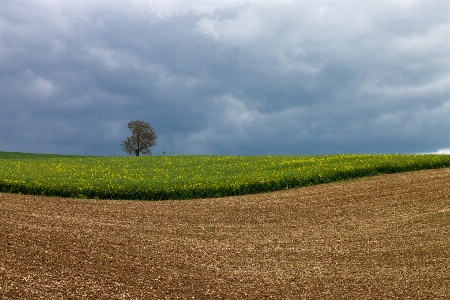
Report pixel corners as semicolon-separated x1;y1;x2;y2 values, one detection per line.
1;151;449;200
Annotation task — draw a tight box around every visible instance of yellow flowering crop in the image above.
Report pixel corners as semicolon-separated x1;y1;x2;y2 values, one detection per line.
1;152;449;200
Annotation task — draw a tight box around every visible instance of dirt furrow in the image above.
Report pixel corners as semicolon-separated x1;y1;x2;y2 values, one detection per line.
1;168;449;299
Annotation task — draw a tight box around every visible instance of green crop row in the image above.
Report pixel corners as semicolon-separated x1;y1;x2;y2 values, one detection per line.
1;152;449;200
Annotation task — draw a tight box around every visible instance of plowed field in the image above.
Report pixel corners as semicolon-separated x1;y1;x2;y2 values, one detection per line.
1;168;449;299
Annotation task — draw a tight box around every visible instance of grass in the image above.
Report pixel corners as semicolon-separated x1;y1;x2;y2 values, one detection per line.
1;151;449;200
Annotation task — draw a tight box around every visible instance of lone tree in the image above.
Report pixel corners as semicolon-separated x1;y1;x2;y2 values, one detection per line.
121;120;158;156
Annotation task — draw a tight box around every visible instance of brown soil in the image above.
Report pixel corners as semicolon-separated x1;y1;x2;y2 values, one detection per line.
1;168;449;299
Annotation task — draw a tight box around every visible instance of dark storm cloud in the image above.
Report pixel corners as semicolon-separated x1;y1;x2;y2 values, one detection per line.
1;0;449;155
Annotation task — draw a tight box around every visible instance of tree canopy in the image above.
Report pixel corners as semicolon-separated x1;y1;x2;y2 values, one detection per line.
121;120;158;156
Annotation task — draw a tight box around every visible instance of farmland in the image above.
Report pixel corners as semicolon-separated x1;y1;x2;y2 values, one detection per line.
1;151;450;200
1;168;449;298
1;152;450;298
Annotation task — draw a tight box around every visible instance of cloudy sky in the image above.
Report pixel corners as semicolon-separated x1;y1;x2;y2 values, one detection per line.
1;0;449;156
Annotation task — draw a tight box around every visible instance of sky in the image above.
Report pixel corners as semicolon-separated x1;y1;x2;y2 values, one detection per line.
1;0;449;156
